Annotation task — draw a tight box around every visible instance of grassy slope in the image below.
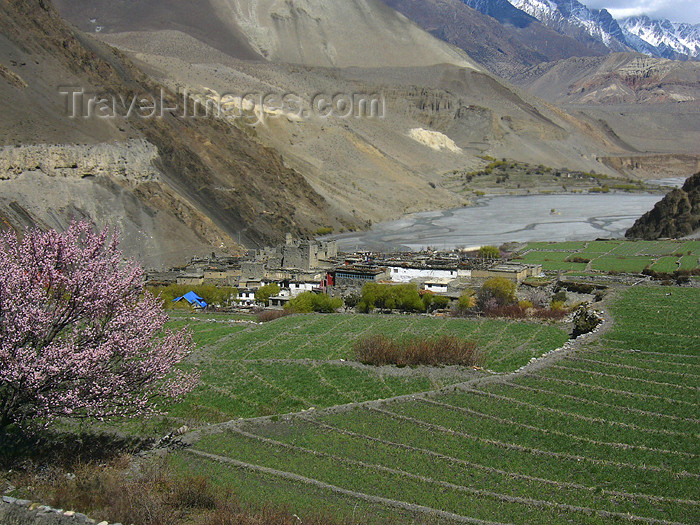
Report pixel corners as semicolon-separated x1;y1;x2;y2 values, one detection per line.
181;287;700;524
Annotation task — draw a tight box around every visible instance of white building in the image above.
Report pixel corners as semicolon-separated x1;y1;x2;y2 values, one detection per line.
388;266;458;283
422;279;454;294
288;281;320;296
237;289;257;306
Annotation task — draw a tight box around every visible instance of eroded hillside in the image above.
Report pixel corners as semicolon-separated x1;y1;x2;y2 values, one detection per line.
0;0;344;266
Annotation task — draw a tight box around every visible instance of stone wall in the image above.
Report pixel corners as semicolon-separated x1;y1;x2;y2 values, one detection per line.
0;496;116;525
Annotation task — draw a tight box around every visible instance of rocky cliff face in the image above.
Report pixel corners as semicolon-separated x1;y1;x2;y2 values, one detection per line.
0;140;159;182
626;173;700;239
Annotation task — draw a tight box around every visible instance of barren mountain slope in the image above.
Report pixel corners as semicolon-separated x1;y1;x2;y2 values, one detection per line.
95;26;654;221
0;0;341;267
55;0;480;70
512;53;700;105
509;52;700;177
50;0;263;62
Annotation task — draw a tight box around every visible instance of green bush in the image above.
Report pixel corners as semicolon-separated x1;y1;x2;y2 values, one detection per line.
285;292;343;313
551;300;566;311
478;277;516;307
314;226;334;236
552;290;567;304
255;284;281;305
453;289;476;316
431;295;451;311
357;283;425;313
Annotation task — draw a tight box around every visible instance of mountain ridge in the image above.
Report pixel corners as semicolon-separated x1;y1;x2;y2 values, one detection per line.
459;0;699;62
381;0;608;77
620;16;700;60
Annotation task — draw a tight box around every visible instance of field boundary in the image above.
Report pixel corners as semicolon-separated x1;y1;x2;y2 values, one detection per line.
184;448;507;525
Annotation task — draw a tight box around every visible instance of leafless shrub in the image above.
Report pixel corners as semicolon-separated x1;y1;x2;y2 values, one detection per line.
49;458;178;525
485;304;568;321
26;457;356;525
171;474;217;509
354;335;482;367
486;304;529;319
256;309;291;323
532;308;568;321
525;288;550;308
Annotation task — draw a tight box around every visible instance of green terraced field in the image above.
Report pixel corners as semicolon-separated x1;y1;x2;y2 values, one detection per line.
178;287;700;524
159;314;569;428
516;239;700;273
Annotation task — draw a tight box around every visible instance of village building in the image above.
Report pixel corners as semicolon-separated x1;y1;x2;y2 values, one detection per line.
288;281;321;295
253;234;338;273
202;268;229;286
269;295;292;309
387;265;459;283
237;289;257;307
177;270;204;286
471;263;543;283
333;266;388;286
422;278;454;294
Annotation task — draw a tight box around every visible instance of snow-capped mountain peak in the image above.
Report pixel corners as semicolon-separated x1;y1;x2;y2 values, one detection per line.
621;16;700;59
508;0;629;50
460;0;699;60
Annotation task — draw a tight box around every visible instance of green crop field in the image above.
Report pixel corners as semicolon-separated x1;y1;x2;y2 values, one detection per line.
173;287;700;524
145;314;570;433
515;239;700;273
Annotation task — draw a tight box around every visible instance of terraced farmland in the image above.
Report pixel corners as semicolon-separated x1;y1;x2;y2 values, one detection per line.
516;239;700;273
163;314;569;427
176;287;700;524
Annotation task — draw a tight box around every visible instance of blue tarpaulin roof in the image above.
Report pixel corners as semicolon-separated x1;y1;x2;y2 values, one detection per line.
173;291;208;308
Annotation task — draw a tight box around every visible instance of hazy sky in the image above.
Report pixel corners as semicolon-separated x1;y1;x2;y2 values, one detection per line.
582;0;700;24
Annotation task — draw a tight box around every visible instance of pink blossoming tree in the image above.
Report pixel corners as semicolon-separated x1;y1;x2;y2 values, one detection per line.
0;222;198;430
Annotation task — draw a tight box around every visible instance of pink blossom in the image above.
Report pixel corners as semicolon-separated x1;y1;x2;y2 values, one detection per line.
0;221;198;429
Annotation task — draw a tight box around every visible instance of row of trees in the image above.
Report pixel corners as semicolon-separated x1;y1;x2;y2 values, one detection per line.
356;283;451;313
354;277;568;319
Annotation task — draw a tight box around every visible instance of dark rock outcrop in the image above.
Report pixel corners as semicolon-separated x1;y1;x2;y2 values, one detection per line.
626;173;700;239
